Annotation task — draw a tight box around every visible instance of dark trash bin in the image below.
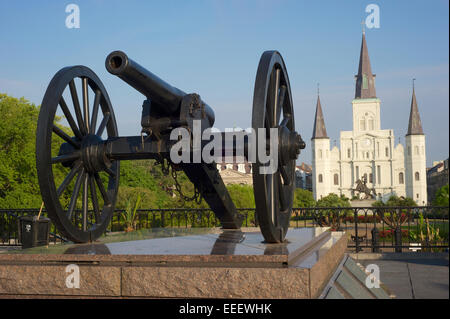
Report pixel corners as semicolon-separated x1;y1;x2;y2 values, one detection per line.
18;216;50;249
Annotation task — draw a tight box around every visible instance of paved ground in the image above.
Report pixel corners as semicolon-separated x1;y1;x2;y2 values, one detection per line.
357;257;449;299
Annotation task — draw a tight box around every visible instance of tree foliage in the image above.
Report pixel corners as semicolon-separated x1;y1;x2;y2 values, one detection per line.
316;193;351;208
293;189;315;208
0;94;41;208
433;184;449;207
372;195;417;207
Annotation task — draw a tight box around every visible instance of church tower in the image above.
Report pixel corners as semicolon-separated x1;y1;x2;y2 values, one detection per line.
311;92;330;199
405;83;427;205
352;30;381;134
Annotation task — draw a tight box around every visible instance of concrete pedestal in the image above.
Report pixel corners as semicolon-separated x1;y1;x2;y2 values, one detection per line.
0;228;347;298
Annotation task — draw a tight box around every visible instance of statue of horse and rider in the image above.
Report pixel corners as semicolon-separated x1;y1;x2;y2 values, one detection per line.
354;175;376;199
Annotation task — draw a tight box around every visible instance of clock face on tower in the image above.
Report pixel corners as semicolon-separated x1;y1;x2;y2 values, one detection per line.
362;138;371;148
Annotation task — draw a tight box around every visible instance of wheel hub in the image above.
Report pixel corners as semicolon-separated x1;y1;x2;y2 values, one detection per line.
278;126;306;166
80;134;109;173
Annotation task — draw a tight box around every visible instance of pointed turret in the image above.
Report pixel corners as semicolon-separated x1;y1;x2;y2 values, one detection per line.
407;83;424;135
355;32;377;99
312;94;328;139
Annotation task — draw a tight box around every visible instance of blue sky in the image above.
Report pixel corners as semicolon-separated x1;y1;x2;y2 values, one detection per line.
0;0;448;166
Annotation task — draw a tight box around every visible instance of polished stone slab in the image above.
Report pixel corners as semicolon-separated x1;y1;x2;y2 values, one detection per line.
1;228;331;267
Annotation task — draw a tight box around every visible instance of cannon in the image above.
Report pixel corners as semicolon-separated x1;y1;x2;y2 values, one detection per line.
36;50;306;243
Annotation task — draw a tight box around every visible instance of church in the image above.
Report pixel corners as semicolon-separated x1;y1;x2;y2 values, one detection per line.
311;31;427;205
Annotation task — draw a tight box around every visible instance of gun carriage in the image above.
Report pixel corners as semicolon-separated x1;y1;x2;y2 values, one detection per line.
36;50;305;244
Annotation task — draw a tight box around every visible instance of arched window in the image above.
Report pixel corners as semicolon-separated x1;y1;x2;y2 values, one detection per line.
369;173;373;183
385;147;389;157
347;148;351;158
360;119;366;131
415;172;420;181
399;172;404;184
318;174;323;183
334;174;339;185
368;118;374;130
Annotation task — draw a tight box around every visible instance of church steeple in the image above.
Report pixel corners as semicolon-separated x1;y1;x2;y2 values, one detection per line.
407;80;424;135
312;91;328;139
355;31;377;99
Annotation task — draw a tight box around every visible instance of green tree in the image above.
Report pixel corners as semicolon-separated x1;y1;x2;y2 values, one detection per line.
0;94;41;208
372;195;417;207
433;184;449;207
293;188;315;208
316;193;351;207
227;184;255;208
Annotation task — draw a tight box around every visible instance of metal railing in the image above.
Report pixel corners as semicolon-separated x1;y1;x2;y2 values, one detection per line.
1;206;448;252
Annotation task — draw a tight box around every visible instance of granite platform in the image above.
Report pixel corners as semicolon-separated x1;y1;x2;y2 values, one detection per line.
0;227;347;298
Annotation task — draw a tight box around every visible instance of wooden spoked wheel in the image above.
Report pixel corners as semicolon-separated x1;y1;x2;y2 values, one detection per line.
252;51;303;243
36;66;119;243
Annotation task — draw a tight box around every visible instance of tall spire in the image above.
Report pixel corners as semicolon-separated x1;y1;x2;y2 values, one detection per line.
407;79;424;135
355;31;377;99
312;90;328;139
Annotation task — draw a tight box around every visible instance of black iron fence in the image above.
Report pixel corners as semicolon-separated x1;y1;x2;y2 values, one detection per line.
1;206;448;252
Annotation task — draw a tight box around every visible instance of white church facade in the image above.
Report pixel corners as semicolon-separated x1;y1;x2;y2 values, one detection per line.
311;32;427;205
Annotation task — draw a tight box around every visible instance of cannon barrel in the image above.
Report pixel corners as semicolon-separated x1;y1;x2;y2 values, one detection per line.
105;51;214;125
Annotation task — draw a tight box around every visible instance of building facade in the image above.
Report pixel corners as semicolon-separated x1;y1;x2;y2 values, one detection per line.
427;159;449;203
218;158;253;185
311;32;427;204
295;163;312;191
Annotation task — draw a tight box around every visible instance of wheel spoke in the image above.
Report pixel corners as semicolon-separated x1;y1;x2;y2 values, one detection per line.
59;97;83;140
82;174;88;231
56;161;82;197
278;85;286;119
52;125;81;148
272;172;280;226
266;173;275;224
94;172;111;205
82;77;90;134
279;165;291;186
96;113;110;137
51;152;80;164
89;174;101;224
90;90;101;134
277;173;288;210
279;115;291;128
104;166;116;178
67;168;85;219
69;79;87;135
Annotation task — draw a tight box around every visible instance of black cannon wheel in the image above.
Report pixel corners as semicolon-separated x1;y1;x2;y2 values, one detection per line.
36;66;120;243
252;51;299;243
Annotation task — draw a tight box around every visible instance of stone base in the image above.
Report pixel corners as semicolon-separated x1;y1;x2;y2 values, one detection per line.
350;199;376;208
0;228;347;298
